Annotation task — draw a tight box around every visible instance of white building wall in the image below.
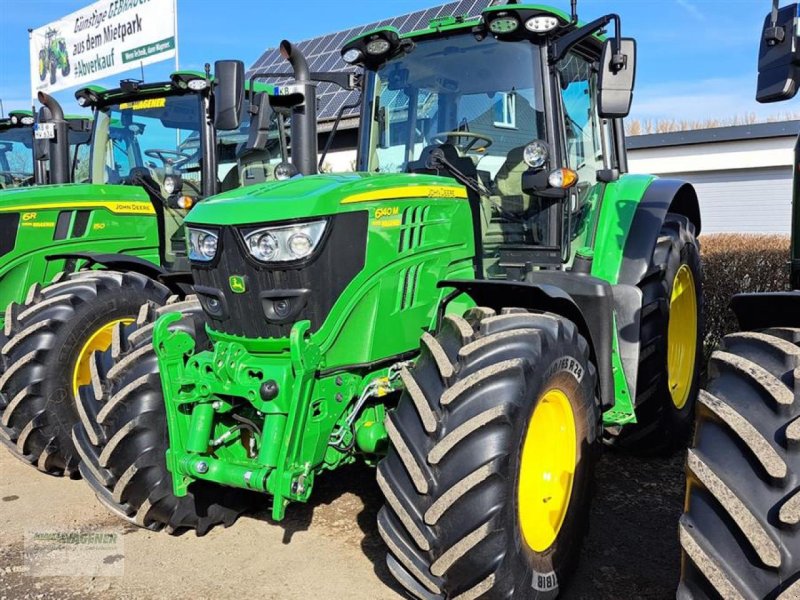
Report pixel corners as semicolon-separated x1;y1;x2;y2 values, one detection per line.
629;136;795;235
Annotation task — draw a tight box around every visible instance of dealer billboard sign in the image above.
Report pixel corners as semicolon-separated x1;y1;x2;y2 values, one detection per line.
29;0;177;97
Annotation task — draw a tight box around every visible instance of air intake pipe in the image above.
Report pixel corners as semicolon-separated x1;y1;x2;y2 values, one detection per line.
37;91;70;184
280;40;318;176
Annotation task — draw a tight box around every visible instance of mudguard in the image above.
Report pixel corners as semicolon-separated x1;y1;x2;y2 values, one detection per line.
46;252;191;296
440;276;617;410
618;178;701;286
731;291;800;330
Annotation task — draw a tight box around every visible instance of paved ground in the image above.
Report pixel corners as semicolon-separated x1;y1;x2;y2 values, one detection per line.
0;446;685;599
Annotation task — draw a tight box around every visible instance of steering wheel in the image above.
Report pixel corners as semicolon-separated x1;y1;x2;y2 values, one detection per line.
430;131;494;154
144;149;193;168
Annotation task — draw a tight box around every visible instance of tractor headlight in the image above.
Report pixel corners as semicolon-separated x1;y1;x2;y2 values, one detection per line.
365;38;391;55
188;227;219;262
489;16;519;34
342;48;363;64
525;16;559;33
243;219;327;263
164;174;183;196
187;78;209;91
523;141;549;169
274;162;298;181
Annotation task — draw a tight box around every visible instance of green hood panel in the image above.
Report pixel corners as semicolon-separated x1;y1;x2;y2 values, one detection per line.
187;173;468;226
0;183;153;214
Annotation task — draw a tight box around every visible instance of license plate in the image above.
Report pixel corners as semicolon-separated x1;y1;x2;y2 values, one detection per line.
34;123;55;140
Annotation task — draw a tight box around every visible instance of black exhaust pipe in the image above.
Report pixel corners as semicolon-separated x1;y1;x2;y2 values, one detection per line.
280;40;318;176
37;91;70;184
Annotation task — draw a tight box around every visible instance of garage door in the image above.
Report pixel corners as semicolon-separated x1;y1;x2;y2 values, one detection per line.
660;167;793;235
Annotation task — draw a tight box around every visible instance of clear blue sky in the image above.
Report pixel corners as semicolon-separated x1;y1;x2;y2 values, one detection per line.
0;0;787;123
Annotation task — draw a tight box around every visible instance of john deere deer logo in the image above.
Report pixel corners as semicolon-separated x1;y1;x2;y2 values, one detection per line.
229;275;247;294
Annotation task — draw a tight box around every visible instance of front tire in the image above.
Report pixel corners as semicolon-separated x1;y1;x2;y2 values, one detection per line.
680;328;800;598
72;299;254;534
0;271;170;476
378;308;600;599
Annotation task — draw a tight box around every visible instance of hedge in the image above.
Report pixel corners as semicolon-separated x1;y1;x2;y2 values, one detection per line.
699;233;791;360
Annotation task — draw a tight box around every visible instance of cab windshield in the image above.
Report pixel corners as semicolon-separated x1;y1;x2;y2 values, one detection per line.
0;127;34;188
363;33;547;276
90;94;206;197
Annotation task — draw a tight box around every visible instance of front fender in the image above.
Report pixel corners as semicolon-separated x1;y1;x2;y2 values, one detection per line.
440;277;617;411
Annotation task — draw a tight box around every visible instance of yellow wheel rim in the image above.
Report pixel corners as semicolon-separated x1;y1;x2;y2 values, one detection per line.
667;264;698;410
71;319;133;396
518;388;577;553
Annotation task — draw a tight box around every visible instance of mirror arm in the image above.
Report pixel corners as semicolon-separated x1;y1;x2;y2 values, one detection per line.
318;95;361;172
551;13;622;69
765;0;786;45
248;71;359;92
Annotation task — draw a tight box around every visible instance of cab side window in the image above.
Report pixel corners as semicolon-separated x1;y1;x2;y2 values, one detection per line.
556;52;606;206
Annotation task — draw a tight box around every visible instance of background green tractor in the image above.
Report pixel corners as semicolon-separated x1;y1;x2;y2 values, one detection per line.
0;61;356;478
0;68;283;475
679;2;800;598
0;103;91;189
38;28;70;85
72;3;702;597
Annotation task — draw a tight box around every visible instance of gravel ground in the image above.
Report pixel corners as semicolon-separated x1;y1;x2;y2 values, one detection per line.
0;445;685;599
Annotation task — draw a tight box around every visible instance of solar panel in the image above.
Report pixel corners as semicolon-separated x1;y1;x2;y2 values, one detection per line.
247;0;493;122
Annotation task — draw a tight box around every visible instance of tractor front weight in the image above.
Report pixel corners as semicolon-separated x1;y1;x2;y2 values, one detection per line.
153;312;397;521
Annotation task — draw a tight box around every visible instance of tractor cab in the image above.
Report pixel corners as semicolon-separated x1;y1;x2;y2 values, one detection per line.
0;112;37;189
348;7;635;280
0;109;90;188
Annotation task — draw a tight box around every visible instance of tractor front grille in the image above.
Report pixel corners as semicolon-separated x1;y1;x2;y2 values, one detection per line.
191;211;368;339
0;213;20;258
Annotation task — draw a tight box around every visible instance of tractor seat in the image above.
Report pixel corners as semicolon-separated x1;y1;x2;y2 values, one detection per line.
482;145;538;248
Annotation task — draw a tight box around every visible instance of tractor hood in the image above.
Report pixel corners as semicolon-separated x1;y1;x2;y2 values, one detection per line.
186;172;468;226
0;183;154;215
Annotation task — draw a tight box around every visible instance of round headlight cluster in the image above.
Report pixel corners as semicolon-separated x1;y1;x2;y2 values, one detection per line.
187;78;209;91
342;48;363;64
288;232;313;258
243;219;328;264
248;231;279;261
274;162;298;181
365;38;391;55
489;16;520;34
188;228;219;262
525;16;559;33
523;141;549;169
199;232;217;258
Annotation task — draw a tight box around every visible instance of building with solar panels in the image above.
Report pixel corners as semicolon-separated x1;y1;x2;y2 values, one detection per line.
248;0;798;235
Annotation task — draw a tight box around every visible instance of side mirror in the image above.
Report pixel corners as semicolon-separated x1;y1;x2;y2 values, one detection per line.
757;3;800;103
597;38;637;118
214;60;245;131
243;92;274;155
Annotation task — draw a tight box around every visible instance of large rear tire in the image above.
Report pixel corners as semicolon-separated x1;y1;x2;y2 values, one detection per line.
679;328;800;598
378;307;600;599
0;271;170;476
72;299;254;534
608;213;703;452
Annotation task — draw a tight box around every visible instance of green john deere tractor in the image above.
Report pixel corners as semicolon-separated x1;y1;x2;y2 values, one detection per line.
0;102;91;189
73;3;703;597
679;2;800;598
0;60;356;477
